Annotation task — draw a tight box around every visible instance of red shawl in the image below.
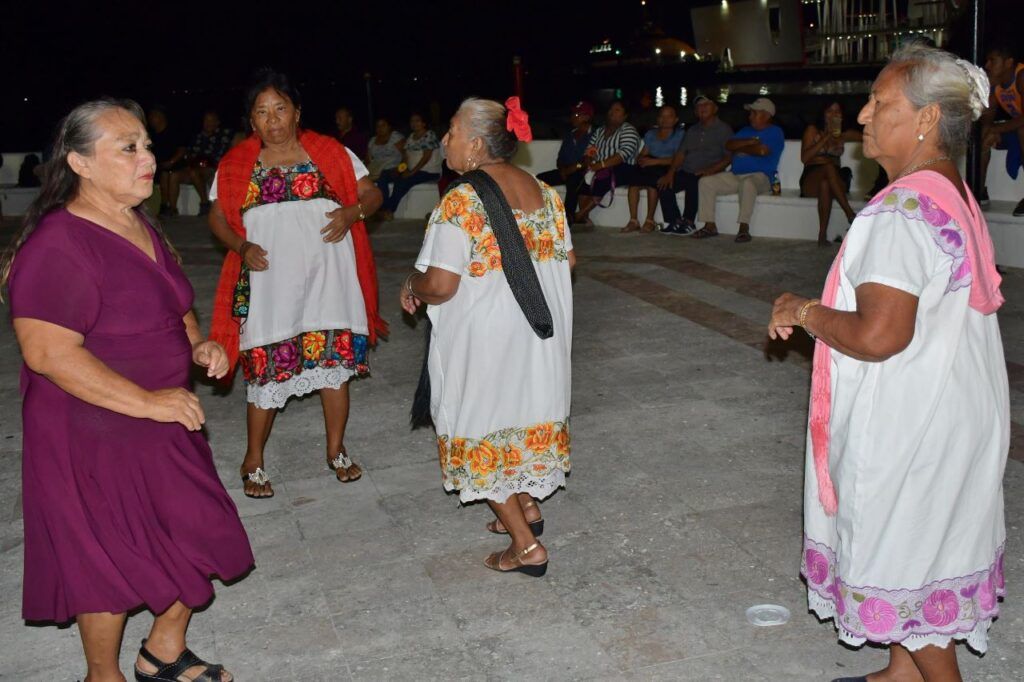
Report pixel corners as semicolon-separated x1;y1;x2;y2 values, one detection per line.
209;130;388;376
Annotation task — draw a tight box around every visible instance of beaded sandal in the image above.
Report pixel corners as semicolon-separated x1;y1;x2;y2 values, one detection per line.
484;542;548;577
240;466;273;499
328;451;362;483
134;639;232;682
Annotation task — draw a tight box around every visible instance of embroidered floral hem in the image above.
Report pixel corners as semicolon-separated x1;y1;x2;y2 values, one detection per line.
802;535;1005;654
437;419;571;504
240;329;369;386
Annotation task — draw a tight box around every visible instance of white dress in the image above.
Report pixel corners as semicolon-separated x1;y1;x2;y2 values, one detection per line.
802;186;1009;653
415;180;573;503
210;150;372;408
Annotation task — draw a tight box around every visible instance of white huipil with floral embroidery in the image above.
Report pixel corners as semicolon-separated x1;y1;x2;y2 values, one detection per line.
802;187;1009;654
415;180;573;504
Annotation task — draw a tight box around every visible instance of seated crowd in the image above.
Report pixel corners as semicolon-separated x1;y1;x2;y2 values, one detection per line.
139;40;1023;235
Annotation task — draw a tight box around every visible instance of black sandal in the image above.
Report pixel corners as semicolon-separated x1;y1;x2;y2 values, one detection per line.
135;639;231;682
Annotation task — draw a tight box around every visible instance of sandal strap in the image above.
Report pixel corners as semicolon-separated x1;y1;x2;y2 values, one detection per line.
136;640;227;682
245;468;269;485
513;542;539;564
329;452;353;469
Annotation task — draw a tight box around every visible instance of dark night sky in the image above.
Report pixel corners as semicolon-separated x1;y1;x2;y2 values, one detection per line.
3;0;701;149
4;0;1017;150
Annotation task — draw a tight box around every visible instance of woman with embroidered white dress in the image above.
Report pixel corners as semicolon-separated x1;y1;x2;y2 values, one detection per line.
769;44;1008;682
400;97;574;577
208;70;387;498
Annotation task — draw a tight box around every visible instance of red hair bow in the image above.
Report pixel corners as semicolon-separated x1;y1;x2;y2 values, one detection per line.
505;96;533;142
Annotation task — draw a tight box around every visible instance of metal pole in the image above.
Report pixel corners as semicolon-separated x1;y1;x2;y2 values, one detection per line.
364;73;374;130
966;0;985;194
512;56;524;100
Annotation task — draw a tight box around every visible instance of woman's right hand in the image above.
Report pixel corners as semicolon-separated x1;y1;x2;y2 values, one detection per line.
146;387;206;431
400;284;422;315
240;241;269;271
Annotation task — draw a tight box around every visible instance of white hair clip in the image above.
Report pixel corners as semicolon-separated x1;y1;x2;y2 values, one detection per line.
955;58;990;121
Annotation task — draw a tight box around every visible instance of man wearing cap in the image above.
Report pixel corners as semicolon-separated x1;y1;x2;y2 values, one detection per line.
692;97;785;242
657;95;734;235
538;101;595;220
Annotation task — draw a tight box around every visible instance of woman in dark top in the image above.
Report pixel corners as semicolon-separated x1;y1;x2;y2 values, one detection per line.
800;101;862;244
3;98;251;681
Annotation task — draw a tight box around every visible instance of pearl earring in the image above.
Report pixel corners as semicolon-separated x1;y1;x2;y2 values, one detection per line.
917;133;925;142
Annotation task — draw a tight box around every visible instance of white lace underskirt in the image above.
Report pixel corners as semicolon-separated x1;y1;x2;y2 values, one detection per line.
246;364;358;410
808;589;994;655
447;468;566;505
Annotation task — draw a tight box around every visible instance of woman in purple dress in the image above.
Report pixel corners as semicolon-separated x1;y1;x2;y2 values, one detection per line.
1;99;253;681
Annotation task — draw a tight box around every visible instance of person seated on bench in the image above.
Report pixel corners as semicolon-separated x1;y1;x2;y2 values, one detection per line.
379;112;441;220
658;95;733;235
182;110;234;216
147;107;187;218
537;101;594;224
692;97;784;243
980;43;1024;216
620;104;684;233
335;106;369;161
574;100;641;225
367;117;405;182
800;100;861;245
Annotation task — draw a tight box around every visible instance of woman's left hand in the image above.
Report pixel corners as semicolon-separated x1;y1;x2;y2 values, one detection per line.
322;206;358;243
192;340;229;378
768;292;809;341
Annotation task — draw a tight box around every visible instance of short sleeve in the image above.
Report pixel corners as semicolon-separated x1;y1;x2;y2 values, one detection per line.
208;170;220;201
346;149;369;180
415;190;473;275
546;185;574;252
9;223;101;335
843;200;938;296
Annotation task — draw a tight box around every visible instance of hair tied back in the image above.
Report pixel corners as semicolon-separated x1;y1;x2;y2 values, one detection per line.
954;58;990;121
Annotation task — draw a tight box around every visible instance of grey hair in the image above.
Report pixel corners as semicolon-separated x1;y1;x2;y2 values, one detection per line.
455;97;518;161
887;42;987;158
1;98;176;297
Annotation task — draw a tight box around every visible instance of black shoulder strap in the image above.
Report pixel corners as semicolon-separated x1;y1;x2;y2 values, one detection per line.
449;170;554;339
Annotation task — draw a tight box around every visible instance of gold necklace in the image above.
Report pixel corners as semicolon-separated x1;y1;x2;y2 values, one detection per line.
894;155;951;181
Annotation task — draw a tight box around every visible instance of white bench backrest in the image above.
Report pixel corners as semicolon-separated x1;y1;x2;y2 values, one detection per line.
509;138;1020;201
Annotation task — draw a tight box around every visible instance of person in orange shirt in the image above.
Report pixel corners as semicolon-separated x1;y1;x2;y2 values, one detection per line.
980;44;1024;215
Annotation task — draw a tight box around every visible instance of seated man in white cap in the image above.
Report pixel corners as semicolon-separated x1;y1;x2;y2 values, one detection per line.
691;97;784;242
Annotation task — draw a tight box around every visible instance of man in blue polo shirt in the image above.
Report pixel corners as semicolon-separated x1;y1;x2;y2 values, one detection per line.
691;97;785;242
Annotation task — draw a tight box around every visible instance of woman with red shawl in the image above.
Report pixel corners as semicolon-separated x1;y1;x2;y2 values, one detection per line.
208;70;387;498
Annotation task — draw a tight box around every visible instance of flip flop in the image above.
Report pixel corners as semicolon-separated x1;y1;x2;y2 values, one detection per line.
691;226;719;239
734;232;752;243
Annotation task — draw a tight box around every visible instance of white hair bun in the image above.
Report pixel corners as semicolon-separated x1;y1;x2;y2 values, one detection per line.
956;58;990;121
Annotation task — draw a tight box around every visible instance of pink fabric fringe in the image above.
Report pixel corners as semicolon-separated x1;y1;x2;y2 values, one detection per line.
809;172;1003;517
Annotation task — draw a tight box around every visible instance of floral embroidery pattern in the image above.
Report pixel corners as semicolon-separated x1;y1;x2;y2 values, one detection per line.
241;160;342;213
859;188;971;294
240;329;369;386
427;182;570;277
436;419;571;493
802;535;1005;644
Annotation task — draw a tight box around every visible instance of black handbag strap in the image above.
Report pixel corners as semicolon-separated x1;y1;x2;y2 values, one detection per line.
450;169;554;339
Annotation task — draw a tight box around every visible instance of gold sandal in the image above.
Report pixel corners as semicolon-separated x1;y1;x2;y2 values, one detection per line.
486;499;544;536
484;542;548;577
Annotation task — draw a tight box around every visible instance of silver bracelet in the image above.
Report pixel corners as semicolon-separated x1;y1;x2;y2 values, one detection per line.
404;273;417;297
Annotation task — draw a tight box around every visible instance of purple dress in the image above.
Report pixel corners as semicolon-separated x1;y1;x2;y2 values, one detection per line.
9;209;254;623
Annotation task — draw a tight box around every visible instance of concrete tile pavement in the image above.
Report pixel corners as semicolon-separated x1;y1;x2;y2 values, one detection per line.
0;215;1021;680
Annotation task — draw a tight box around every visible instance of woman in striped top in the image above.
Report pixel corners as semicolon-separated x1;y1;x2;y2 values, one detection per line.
574;100;640;224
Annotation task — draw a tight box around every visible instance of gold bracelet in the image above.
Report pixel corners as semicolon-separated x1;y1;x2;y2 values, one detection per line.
798;298;821;328
404;273;417;298
357;203;366;221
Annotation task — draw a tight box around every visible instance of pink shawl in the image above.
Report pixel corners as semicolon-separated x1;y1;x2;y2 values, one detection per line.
809;170;1003;515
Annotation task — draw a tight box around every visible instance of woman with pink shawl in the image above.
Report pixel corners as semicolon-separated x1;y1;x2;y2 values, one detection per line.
769;44;1009;681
